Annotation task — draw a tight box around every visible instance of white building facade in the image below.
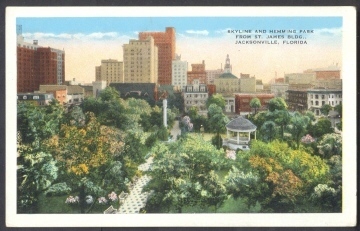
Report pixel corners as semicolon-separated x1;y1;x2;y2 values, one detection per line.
172;54;188;91
183;79;208;115
307;89;342;115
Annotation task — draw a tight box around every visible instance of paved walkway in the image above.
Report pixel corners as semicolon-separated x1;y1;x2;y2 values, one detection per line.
117;157;153;214
170;120;181;141
116;122;179;213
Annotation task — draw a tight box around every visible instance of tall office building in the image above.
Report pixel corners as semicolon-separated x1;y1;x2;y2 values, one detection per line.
187;60;206;84
17;25;65;93
138;27;176;85
95;59;124;84
206;69;223;84
123;36;158;83
172;54;188;91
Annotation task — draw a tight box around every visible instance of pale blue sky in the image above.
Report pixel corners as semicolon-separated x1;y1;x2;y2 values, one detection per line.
17;17;342;38
15;16;343;83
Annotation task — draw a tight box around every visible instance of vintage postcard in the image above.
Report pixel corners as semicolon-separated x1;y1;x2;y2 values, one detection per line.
6;6;356;227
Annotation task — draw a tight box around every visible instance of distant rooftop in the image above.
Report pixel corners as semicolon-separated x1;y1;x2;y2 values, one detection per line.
218;72;238;79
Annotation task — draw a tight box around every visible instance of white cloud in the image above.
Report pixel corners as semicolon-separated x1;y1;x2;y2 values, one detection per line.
185;30;209;36
22;31;121;41
215;28;232;34
313;27;342;36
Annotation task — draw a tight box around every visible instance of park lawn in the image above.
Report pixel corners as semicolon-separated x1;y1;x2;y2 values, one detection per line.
37;193;116;214
201;133;226;142
181;197;258;213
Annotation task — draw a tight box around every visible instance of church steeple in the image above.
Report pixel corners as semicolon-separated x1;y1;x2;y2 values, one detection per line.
224;54;232;73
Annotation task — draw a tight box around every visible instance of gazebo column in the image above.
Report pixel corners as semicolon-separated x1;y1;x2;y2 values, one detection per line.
248;132;251;142
227;129;229;140
237;132;239;144
254;131;256;140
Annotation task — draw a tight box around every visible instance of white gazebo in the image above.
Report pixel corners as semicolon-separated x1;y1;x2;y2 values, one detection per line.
224;116;257;147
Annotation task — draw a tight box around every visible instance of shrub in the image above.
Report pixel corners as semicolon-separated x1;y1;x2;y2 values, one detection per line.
45;182;71;196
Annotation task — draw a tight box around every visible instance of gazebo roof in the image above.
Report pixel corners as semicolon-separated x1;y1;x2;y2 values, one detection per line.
226;116;257;131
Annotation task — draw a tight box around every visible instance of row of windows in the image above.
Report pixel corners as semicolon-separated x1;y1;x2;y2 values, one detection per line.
185;94;207;98
310;93;342;99
185;100;206;105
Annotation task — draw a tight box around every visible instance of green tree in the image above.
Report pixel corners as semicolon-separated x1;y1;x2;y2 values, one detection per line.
309;118;334;138
167;92;184;112
320;104;333;116
17;100;64;145
272;110;291;139
317;133;342;159
260;121;277;142
304;110;316;122
48;113;125;213
144;135;226;213
334;103;342;117
198;171;227;212
287;112;310;149
268;97;288;112
64;105;85;127
225;166;266;210
226;140;330;212
208;104;229;149
187;106;199;120
125;98;152;125
99;86;120;102
249;97;261;115
206;93;226;109
17;135;58;213
82;96;103;115
252;111;268;129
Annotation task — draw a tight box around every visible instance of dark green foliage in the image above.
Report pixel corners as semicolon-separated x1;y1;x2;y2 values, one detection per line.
99;86;120;102
140;106;176;132
167;92;184;112
211;133;223;149
287;112;310;149
260;121;277;142
44;182;71;196
268;97;288;112
249;97;261;114
320;104;332;116
336;121;342;131
251;111;268;129
157;125;169;141
334;103;342;117
144;135;227;213
206;93;226;109
64;105;85;127
17;100;64;145
308;118;334;138
17;148;58;213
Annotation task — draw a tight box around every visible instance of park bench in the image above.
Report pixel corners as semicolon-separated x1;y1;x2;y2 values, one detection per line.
119;191;129;205
103;205;117;214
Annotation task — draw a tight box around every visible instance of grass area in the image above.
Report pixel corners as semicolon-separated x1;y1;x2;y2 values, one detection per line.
37;193;117;214
179;197;259;213
200;133;226;142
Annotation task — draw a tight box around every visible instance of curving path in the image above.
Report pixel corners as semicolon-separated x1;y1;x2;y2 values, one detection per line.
117;157;153;214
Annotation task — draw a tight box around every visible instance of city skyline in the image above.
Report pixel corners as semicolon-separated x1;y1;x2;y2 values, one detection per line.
16;16;342;84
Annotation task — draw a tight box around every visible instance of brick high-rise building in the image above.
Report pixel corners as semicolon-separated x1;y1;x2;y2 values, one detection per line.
138;27;176;85
17;26;65;93
304;65;341;80
187;60;206;84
